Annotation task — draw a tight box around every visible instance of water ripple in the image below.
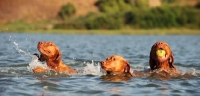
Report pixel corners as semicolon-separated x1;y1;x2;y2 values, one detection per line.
0;33;200;96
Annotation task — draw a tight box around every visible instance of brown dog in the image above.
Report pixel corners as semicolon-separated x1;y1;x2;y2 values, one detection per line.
33;41;76;74
149;41;179;75
101;55;133;77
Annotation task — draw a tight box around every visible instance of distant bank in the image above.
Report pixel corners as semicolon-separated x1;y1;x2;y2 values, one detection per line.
1;29;200;35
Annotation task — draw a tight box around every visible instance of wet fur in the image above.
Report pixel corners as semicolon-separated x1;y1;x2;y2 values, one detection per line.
101;55;133;77
149;41;179;74
33;42;76;74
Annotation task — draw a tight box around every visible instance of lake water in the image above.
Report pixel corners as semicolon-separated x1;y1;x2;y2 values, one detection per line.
0;33;200;96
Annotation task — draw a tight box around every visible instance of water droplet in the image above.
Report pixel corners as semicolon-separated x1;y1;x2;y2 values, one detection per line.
14;42;18;46
43;86;48;89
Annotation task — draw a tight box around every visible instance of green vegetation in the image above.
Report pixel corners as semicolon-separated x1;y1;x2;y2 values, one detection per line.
162;0;177;4
124;6;200;29
58;3;76;20
0;21;53;32
0;0;199;34
54;0;200;30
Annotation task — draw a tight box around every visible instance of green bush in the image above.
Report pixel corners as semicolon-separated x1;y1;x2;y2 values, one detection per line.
58;3;76;20
54;22;85;29
85;13;123;29
55;1;200;29
141;7;178;28
135;0;149;8
96;0;132;13
124;6;200;29
162;0;177;4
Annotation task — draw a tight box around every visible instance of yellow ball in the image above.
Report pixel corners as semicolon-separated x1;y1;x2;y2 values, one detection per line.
156;49;166;57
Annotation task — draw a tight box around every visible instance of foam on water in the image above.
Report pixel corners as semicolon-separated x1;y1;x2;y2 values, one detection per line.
12;41;200;77
26;55;49;73
178;66;200;76
13;41;49;73
13;41;103;75
82;60;104;76
27;56;103;76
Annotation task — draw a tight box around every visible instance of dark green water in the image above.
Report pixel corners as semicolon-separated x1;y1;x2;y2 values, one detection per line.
0;33;200;96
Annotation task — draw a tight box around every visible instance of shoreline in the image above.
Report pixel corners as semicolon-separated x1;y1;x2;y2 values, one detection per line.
0;29;200;35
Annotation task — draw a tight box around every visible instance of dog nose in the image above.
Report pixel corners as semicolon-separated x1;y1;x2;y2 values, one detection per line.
38;42;43;45
101;61;105;68
101;61;106;65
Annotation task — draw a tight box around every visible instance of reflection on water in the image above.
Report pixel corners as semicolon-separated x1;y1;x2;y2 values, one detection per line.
0;33;200;96
101;75;131;82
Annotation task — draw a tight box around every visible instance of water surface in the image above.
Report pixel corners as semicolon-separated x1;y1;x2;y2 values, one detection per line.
0;33;200;96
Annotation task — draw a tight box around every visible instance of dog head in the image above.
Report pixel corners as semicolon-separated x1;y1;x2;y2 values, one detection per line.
149;41;175;70
101;55;131;76
37;41;62;63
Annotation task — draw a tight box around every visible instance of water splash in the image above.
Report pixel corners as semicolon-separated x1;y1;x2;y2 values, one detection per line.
13;42;31;57
82;60;104;76
13;41;103;75
26;55;49;73
179;66;200;77
13;41;199;77
13;41;49;73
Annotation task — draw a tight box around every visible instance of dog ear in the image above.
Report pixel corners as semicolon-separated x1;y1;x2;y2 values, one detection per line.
54;50;62;61
149;58;155;70
124;60;130;73
124;60;135;77
149;46;156;70
168;52;175;68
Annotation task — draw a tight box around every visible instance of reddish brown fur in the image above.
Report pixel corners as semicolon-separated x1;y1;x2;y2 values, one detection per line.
101;55;132;76
149;41;179;74
33;42;76;74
